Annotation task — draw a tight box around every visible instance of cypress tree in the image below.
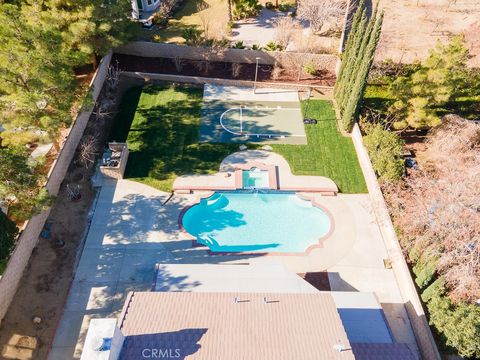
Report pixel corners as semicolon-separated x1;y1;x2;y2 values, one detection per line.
341;10;384;131
339;10;369;113
334;0;365;99
336;9;367;111
340;6;377;114
335;1;384;132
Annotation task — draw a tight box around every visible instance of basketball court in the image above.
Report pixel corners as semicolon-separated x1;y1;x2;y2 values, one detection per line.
200;84;307;144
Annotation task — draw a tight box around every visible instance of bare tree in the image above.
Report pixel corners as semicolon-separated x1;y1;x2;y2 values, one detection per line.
79;135;99;169
106;60;123;94
384;116;480;303
232;63;242;78
297;0;346;34
173;56;184;72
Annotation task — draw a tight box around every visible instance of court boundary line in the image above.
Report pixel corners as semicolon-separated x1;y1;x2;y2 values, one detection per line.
219;106;307;138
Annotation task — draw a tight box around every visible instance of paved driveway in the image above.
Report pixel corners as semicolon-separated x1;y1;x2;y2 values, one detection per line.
230;9;305;47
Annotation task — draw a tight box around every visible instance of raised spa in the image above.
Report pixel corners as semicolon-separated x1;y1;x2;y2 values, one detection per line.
181;191;331;253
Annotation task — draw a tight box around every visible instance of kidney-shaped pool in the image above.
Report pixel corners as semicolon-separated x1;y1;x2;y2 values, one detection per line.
181;191;332;253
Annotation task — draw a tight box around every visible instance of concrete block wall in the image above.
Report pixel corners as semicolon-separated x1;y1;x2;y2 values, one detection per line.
0;52;113;324
122;71;334;96
350;123;440;360
115;42;339;74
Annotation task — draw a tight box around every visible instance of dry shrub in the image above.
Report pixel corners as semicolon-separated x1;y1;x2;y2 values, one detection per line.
173;56;184;72
271;63;283;80
232;63;242;78
384;115;480;303
273;16;301;48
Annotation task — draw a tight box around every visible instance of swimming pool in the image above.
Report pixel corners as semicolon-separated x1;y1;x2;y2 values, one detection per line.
181;192;331;253
242;168;269;189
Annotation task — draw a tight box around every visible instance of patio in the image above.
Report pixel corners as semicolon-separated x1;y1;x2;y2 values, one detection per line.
49;153;417;359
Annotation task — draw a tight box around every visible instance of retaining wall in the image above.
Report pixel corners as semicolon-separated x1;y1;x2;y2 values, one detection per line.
351;123;441;360
115;42;338;74
122;71;334;96
0;52;113;324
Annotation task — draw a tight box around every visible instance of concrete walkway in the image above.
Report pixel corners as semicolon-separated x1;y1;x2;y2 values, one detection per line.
48;180;180;359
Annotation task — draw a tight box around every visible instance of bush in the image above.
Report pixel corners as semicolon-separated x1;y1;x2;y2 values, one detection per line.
264;41;284;52
265;1;275;9
181;26;202;46
422;279;480;358
363;124;404;183
250;44;263;51
0;212;17;262
303;61;317;75
233;0;261;20
278;3;290;12
231;41;246;49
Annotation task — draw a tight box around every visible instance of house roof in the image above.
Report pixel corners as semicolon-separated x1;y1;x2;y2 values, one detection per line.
119;291;355;360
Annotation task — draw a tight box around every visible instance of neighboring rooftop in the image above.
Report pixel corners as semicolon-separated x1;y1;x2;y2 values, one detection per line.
118;291;354;360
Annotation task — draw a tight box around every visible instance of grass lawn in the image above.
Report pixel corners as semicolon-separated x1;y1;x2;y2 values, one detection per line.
364;83;480;120
111;84;366;193
272;100;367;193
110;84;239;192
152;0;228;43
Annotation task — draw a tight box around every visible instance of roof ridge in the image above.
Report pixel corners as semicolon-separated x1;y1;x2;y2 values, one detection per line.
119;291;136;330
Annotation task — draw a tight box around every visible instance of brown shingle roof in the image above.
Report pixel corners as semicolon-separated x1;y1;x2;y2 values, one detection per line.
119;292;354;360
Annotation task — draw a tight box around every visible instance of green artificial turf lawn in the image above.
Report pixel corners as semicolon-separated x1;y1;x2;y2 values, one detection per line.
272;100;367;193
109;84;240;192
110;85;366;193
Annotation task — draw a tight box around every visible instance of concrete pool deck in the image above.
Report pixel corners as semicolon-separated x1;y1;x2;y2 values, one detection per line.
49;149;418;359
173;150;338;194
49;177;417;359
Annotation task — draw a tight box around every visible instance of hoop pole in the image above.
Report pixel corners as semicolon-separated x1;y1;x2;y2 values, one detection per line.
240;106;243;133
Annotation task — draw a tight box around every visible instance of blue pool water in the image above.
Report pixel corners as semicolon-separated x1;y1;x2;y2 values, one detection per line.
182;192;331;253
242;168;269;189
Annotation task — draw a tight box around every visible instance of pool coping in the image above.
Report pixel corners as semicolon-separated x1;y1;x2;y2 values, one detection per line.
177;190;336;257
174;155;338;195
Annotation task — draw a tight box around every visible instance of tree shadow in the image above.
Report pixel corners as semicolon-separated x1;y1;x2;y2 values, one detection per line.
121;328;208;360
111;84;240;181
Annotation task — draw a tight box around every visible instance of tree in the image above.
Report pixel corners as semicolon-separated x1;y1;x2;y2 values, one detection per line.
225;0;233;22
383;116;480;357
363;124;404;183
0;146;51;222
0;3;77;147
55;0;139;68
389;36;471;129
297;0;346;34
0;211;17;262
334;1;384;132
384;116;480;303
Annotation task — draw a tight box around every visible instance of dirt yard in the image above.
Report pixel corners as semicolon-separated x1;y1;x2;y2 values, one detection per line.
0;172;96;360
377;0;480;67
112;54;337;86
0;76;125;360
